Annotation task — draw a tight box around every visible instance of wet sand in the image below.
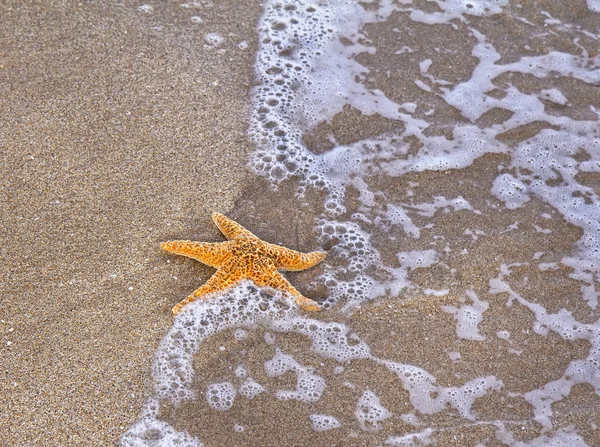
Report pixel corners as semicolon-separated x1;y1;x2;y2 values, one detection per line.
159;157;599;447
2;1;600;446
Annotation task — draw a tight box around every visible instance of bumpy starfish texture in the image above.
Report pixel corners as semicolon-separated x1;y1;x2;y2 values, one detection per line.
161;212;327;315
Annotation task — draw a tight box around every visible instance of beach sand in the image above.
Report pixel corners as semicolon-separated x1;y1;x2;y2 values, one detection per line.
158;156;599;447
2;1;599;446
1;0;263;444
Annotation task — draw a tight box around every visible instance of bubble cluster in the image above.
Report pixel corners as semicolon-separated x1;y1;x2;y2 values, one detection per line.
204;32;223;48
238;378;266;400
309;414;342;432
234;365;247;378
382;360;503;419
151;284;297;404
206;382;236;411
249;0;340;184
397;250;439;270
355;390;391;432
491;173;530;210
265;349;326;403
384;428;434;447
121;284;299;444
407;0;509;25
273;318;371;362
315;218;384;308
120;398;201;447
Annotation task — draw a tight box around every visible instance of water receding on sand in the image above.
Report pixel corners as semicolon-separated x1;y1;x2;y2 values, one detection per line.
123;1;600;445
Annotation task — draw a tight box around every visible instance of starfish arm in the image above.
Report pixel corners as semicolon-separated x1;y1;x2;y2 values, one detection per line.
161;240;232;268
254;265;322;312
264;243;327;271
172;266;241;314
212;212;256;240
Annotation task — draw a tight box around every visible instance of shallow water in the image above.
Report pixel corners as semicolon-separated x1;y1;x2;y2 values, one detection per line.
122;1;600;446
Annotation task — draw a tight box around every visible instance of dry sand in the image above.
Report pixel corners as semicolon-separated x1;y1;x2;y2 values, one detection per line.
1;0;263;444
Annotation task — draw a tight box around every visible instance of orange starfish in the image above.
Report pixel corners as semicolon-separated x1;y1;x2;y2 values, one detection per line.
161;212;327;315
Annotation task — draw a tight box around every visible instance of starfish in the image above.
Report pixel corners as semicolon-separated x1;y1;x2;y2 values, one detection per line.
161;212;327;315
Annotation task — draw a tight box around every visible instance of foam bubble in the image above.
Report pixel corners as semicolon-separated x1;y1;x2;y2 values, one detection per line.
309;414;342;432
496;330;510;340
120;398;202;447
441;290;489;341
491;174;530;210
355;390;391;432
206;382;236;411
234;329;248;340
204;33;223;48
137;5;153;14
234;365;247;378
264;349;327;403
397;250;439;270
407;0;508;24
238;378;265;400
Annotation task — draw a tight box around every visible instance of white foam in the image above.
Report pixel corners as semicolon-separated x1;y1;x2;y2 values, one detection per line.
264;348;326;403
234;328;247;340
355;390;391;432
123;284;506;444
539;88;569;106
490;264;600;430
120;398;202;447
234;365;247;378
383;359;503;419
238;378;265;400
206;382;236;411
204;33;223;48
586;0;600;13
384;428;434;446
137;5;154;14
496;330;510;340
496;425;589;447
448;351;462;362
309;414;342;432
441;290;489;341
397;250;439;271
384;204;421;239
491;174;530;210
406;0;508;25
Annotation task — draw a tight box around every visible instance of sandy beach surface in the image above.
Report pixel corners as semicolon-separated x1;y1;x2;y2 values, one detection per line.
1;0;262;444
2;1;600;446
